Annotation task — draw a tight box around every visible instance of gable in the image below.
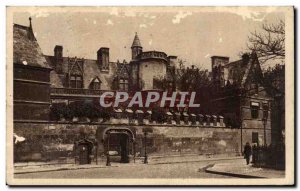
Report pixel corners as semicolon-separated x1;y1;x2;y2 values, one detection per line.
116;62;131;79
225;52;264;89
243;54;264;88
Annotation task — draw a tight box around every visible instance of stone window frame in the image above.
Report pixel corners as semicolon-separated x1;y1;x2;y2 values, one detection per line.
70;74;83;89
89;77;102;90
250;101;260;119
119;78;129;91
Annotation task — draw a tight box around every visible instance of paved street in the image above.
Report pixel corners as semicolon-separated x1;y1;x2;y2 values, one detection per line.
15;159;238;179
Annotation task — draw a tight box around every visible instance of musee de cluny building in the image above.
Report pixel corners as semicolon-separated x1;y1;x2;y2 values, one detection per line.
13;18;272;163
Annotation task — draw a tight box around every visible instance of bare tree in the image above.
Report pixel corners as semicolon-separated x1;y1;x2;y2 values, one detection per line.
248;20;285;63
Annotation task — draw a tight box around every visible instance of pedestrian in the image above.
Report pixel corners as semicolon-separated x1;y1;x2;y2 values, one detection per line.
252;143;258;164
243;142;252;165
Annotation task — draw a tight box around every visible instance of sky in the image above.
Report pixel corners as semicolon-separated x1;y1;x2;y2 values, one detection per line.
13;7;285;70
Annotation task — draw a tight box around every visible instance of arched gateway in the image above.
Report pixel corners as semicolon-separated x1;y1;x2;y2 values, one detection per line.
102;127;136;163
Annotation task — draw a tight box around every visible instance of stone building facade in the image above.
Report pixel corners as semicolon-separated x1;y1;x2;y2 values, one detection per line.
13;20;52;121
12;18;272;163
207;53;272;149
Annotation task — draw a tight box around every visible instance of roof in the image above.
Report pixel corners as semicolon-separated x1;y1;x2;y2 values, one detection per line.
225;52;262;87
13;23;51;69
131;33;142;48
211;56;230;60
45;55;118;89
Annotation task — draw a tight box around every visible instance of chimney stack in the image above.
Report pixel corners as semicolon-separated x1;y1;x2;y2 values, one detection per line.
97;47;110;71
54;45;63;73
54;45;63;58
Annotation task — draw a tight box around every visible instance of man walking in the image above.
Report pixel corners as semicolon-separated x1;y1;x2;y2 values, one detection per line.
243;142;252;165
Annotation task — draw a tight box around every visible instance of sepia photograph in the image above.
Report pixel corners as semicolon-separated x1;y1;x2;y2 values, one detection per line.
6;6;294;185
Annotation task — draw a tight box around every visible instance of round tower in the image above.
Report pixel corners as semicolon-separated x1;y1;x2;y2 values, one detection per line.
131;32;143;60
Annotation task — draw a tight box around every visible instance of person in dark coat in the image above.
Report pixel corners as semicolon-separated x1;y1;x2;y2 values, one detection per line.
243;142;252;165
252;143;258;164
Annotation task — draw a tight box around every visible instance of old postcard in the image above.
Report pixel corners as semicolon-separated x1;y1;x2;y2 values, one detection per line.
6;6;294;185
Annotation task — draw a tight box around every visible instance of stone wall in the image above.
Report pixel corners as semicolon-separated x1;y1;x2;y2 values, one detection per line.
136;126;241;157
139;59;167;90
13;121;244;161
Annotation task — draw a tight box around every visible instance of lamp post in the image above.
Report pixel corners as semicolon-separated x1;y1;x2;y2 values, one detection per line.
144;131;148;164
263;117;267;146
106;132;111;166
262;107;268;147
142;127;153;164
275;93;283;145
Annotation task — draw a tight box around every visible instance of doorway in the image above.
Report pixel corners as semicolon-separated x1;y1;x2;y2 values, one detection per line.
119;134;129;163
107;133;131;163
76;140;93;165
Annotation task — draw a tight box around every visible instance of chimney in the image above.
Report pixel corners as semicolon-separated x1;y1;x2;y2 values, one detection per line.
211;56;229;88
211;56;229;70
241;53;250;63
54;45;63;73
54;45;63;58
97;47;109;71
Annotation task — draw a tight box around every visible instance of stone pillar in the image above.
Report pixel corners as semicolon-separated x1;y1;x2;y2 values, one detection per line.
219;115;224;127
166;112;173;124
205;115;211;126
136;110;144;125
112;108;123;124
144;110;152;124
212;115;217;126
175;112;181;125
183;112;189;125
190;114;196;125
126;109;134;124
198;114;204;126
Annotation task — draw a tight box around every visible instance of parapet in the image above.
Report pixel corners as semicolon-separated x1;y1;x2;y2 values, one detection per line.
137;51;168;62
104;108;227;128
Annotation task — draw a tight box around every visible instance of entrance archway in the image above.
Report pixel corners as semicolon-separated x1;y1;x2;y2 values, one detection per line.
103;127;135;163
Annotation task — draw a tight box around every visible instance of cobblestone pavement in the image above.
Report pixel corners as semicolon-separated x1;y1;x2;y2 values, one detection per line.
205;160;285;178
15;159;239;179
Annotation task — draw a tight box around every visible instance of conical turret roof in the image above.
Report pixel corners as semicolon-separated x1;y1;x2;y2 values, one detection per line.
131;32;142;48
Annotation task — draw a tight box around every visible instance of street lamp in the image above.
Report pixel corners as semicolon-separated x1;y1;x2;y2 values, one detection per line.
106;132;111;166
144;131;148;164
142;127;153;164
262;106;269;147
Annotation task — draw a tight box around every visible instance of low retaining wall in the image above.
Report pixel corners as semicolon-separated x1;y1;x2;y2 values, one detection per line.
13;121;246;162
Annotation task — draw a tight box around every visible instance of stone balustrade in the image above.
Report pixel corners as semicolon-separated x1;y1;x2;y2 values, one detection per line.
106;109;228;128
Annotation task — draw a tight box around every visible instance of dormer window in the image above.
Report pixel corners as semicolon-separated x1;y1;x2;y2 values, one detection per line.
119;79;128;91
90;77;101;90
70;74;83;89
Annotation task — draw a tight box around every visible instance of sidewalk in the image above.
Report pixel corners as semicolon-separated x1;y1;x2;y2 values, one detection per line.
14;154;242;174
205;159;285;178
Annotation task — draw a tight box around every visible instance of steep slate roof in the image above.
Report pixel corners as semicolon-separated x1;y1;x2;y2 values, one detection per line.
83;59;117;90
13;24;51;69
49;71;64;88
131;33;142;47
225;52;262;87
45;55;119;89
